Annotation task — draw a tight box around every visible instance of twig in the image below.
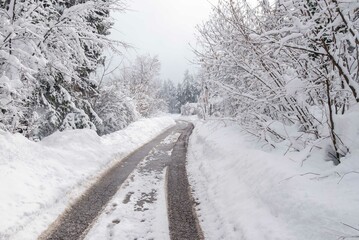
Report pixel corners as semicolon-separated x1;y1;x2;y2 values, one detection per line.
279;172;320;183
337;171;359;184
337;222;359;239
300;154;311;167
342;223;359;232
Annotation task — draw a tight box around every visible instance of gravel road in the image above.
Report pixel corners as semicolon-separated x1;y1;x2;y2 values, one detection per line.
40;121;202;240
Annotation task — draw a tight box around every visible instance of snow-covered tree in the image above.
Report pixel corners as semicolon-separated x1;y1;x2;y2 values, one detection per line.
94;77;139;135
126;54;166;117
177;70;200;107
0;0;127;139
195;0;359;162
158;79;180;113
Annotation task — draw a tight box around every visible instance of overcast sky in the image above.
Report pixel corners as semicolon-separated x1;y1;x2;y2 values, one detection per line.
110;0;216;83
110;0;257;83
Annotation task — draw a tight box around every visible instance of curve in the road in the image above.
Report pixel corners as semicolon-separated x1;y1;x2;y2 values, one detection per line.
40;121;203;240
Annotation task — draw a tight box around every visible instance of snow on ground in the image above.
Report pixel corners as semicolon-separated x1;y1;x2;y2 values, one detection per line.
85;168;169;240
0;116;175;240
188;120;359;240
85;131;181;240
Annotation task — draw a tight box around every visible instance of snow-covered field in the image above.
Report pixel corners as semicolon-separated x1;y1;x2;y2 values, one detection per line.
188;120;359;240
0;116;175;240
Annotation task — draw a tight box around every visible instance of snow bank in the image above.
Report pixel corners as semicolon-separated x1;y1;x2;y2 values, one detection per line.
188;120;359;240
0;116;175;240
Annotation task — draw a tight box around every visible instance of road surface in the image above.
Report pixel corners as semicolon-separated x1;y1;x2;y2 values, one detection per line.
40;121;202;240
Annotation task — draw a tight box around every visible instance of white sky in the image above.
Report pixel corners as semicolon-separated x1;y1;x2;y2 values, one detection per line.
110;0;256;83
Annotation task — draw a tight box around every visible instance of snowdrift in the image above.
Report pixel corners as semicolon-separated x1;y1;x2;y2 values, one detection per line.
188;120;359;240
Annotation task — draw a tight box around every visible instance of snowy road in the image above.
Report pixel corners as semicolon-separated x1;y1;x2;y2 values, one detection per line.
40;121;201;240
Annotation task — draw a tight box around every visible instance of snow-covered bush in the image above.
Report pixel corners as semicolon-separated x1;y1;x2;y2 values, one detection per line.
94;79;139;135
181;103;200;116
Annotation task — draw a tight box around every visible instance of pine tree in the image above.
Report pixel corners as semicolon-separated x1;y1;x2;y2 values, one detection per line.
158;79;180;113
177;70;200;107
